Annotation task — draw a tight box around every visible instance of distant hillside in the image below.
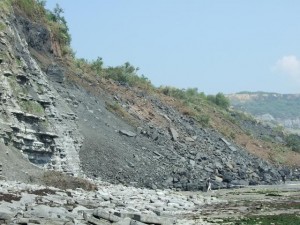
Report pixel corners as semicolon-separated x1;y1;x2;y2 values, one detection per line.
227;92;300;131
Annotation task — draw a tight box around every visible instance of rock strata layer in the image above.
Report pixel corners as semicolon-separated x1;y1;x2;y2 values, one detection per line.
0;14;82;175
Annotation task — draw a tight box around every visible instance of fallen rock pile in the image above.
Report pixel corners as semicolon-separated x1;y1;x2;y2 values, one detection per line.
0;180;218;225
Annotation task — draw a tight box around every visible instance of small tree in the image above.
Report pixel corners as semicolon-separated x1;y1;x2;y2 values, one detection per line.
53;3;65;24
124;62;135;73
215;92;230;109
186;88;198;98
286;134;300;152
91;57;103;75
206;93;230;110
46;3;71;45
206;95;216;104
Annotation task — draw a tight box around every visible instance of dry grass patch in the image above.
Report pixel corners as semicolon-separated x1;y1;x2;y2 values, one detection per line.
42;171;97;191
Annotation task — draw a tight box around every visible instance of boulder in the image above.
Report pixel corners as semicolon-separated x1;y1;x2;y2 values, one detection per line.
185;137;194;142
93;209;120;222
46;64;65;83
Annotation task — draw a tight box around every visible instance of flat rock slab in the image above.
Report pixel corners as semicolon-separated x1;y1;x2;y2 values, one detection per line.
169;127;179;141
119;130;137;137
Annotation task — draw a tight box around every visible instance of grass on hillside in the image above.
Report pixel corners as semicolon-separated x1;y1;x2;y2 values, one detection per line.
8;77;29;95
0;0;11;15
19;100;44;116
11;0;45;20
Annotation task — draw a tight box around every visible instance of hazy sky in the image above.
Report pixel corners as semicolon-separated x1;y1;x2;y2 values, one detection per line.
45;1;300;94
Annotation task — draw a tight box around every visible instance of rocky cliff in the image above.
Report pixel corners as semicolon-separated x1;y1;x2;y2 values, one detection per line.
0;3;298;194
0;12;82;175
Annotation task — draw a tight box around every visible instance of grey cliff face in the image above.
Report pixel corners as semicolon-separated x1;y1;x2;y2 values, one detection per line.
0;14;82;175
0;12;296;191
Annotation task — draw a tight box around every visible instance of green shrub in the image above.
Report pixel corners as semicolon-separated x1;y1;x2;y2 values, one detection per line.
285;134;300;152
195;114;210;126
160;87;229;111
207;92;229;109
46;4;71;46
105;66;128;83
104;62;153;90
91;57;103;75
12;0;72;53
167;87;186;99
159;86;213;126
215;92;230;109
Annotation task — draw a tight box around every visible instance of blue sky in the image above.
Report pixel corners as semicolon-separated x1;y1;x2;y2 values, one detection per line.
45;0;300;94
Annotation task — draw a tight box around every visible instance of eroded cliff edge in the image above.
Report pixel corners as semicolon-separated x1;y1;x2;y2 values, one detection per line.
0;7;297;191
